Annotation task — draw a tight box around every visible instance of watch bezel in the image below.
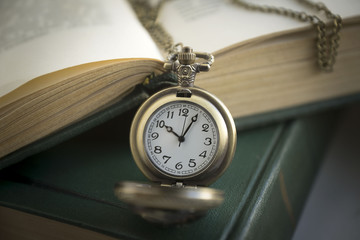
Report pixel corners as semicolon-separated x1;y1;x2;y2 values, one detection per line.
130;86;236;186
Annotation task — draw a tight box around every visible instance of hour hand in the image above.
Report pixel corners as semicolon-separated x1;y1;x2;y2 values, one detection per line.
165;125;180;138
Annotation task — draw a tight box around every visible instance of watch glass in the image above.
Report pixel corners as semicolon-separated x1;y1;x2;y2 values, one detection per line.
144;101;219;177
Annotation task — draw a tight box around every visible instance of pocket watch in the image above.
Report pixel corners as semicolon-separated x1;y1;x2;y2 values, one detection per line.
115;46;236;224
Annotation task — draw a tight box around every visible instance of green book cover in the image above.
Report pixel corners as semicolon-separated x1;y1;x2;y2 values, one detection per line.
0;107;338;240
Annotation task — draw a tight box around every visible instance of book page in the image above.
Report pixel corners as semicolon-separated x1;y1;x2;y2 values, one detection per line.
0;0;162;97
158;0;360;52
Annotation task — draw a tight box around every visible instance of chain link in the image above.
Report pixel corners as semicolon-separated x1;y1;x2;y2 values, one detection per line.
233;0;342;71
129;0;175;55
129;0;342;72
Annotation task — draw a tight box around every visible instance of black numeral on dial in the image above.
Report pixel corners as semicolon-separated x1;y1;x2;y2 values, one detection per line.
154;146;162;154
188;159;196;168
156;120;165;128
178;108;189;117
151;132;159;140
204;137;212;145
202;124;209;132
162;155;171;164
175;162;183;170
199;151;207;158
167;111;174;119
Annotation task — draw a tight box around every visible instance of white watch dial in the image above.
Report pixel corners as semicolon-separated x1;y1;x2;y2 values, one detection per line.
144;101;219;177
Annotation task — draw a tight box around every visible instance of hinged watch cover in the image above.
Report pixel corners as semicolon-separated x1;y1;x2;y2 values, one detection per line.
114;181;224;224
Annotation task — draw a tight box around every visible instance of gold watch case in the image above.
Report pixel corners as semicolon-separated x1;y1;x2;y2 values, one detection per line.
115;86;237;223
130;86;236;186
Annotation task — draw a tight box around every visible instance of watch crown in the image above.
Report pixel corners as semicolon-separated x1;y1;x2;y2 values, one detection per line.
178;46;196;65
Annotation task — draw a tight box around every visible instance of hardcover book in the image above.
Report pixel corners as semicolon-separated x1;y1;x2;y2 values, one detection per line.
0;108;339;240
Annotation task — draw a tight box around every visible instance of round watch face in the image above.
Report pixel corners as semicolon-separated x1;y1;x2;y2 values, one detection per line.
144;101;219;177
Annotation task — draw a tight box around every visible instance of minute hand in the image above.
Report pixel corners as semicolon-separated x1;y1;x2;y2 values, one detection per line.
182;114;198;138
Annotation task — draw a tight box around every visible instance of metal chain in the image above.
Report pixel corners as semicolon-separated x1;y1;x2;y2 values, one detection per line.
233;0;342;72
129;0;342;72
129;0;175;55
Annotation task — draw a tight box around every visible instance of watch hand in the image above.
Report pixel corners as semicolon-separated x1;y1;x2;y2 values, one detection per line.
180;115;187;135
179;115;188;147
182;114;198;138
165;125;180;138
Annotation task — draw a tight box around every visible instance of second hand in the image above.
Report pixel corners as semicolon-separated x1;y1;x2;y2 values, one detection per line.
179;115;188;147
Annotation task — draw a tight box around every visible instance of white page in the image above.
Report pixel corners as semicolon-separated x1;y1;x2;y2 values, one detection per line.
159;0;360;53
0;0;162;97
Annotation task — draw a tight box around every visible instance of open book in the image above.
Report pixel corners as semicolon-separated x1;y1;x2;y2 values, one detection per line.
0;0;359;160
